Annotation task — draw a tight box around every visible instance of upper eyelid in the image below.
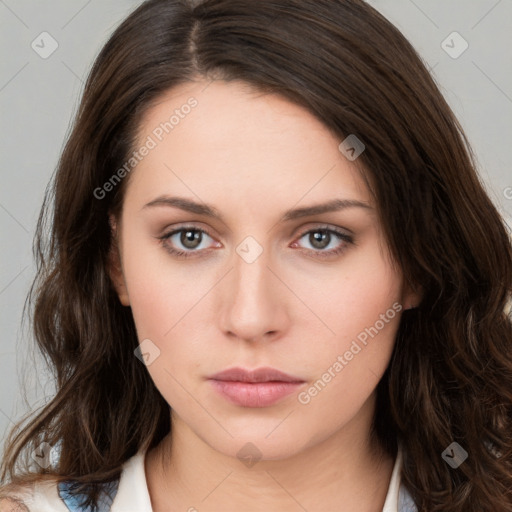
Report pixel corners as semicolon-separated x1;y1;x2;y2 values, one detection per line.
161;225;215;240
161;223;350;238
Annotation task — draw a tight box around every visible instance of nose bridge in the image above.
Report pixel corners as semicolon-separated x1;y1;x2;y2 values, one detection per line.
232;235;273;309
220;235;286;340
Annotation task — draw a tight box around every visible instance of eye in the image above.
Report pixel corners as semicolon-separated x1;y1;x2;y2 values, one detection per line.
292;226;354;258
157;225;354;259
157;226;219;258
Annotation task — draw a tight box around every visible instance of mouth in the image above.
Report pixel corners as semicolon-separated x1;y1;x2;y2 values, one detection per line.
207;366;306;408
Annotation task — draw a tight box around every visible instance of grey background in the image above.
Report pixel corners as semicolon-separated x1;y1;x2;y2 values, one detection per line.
1;0;511;455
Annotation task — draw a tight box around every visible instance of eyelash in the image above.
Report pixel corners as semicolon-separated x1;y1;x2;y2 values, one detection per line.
157;225;354;260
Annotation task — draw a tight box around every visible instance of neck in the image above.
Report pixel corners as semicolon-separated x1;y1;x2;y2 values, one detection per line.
145;400;396;512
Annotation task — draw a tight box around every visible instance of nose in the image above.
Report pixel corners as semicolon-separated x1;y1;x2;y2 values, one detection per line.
218;240;290;343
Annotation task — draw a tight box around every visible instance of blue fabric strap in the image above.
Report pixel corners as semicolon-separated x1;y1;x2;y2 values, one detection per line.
398;483;418;512
57;479;119;512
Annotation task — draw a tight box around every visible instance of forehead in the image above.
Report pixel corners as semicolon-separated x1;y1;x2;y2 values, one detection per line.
126;79;371;211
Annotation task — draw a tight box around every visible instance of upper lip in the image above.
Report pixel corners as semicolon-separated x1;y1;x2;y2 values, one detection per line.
208;366;305;383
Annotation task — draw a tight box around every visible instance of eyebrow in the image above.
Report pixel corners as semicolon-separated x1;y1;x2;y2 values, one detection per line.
142;196;372;222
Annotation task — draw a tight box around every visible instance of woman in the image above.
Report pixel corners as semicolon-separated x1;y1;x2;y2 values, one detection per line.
1;0;511;511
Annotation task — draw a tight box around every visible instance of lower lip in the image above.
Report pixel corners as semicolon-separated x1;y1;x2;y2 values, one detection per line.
209;380;304;407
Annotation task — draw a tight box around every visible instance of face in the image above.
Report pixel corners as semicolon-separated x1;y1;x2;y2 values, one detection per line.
109;79;419;461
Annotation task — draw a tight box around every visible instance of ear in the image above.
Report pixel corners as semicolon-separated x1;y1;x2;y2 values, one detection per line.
108;214;130;307
401;279;423;311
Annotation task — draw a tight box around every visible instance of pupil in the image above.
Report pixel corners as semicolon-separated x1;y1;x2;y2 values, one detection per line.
182;230;200;248
311;231;329;249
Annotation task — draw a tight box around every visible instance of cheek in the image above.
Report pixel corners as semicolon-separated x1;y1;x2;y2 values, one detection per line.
120;236;219;380
292;239;402;351
292;245;402;409
331;254;401;337
121;227;207;337
122;250;210;407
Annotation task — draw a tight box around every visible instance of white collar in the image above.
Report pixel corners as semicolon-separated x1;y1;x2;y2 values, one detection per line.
382;443;403;512
110;450;152;511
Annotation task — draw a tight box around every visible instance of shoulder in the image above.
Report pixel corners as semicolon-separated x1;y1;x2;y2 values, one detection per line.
0;451;146;512
0;482;34;511
0;479;69;512
0;495;30;512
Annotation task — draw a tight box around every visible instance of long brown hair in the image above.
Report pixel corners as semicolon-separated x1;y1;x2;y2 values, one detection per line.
2;0;511;510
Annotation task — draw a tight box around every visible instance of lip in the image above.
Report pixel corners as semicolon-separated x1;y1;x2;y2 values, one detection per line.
209;366;304;383
208;367;306;408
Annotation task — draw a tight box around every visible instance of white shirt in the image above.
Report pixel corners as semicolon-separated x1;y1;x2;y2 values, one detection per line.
11;444;417;511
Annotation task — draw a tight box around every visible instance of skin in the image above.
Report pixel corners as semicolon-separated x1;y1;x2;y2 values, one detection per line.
109;79;421;512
